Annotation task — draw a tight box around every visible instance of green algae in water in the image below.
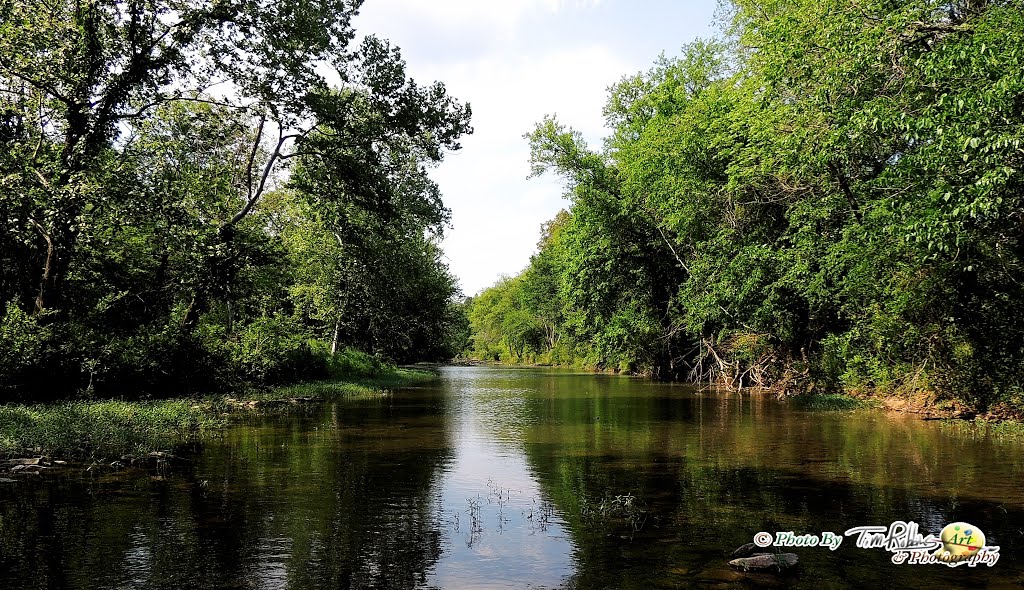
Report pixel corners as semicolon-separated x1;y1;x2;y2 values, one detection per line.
790;393;871;411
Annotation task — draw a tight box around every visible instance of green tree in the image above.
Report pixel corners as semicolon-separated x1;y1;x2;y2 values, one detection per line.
0;0;472;397
471;0;1024;411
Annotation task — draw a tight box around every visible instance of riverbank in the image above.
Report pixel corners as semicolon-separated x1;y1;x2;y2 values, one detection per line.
0;366;436;464
789;387;1024;422
461;357;1024;425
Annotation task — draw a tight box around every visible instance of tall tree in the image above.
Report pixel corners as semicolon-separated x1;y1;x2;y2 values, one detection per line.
0;0;469;317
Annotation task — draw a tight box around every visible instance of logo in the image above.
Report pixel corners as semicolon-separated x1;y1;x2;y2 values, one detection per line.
844;521;999;567
752;521;1000;567
935;522;985;563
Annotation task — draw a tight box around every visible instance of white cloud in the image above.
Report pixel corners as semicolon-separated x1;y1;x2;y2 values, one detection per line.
417;45;628;295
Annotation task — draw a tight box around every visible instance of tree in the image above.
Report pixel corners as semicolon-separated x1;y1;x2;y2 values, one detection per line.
0;0;470;317
0;0;473;397
471;0;1024;409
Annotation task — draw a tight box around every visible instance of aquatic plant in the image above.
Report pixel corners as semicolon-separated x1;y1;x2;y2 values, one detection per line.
790;394;870;411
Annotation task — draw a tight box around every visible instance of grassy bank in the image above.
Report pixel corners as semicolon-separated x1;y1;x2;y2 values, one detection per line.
0;366;436;462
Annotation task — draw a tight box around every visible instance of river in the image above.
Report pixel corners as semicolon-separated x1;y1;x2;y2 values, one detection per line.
1;366;1023;588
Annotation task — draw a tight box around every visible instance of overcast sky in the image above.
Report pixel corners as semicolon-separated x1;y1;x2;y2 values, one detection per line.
354;0;720;296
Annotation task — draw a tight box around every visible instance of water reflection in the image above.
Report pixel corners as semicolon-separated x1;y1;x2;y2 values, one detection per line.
0;392;453;589
1;367;1024;589
429;368;574;589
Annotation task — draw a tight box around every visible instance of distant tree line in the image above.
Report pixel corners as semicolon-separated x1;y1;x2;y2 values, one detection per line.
0;0;471;399
465;0;1024;411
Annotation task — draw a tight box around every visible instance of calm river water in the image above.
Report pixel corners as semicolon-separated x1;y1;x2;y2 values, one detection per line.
2;366;1023;589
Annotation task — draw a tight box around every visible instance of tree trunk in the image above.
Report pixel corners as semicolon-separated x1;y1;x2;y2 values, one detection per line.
330;315;342;354
180;293;205;331
226;285;234;333
33;224;73;314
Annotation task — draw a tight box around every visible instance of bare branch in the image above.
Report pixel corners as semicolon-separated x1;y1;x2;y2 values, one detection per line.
226;124;289;229
245;114;268;202
114;94;249;121
827;161;864;223
655;223;691;274
27;217;53;245
31;168;52;190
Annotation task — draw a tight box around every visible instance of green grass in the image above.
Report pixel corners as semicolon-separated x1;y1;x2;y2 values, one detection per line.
0;399;223;460
790;393;872;411
270;368;436;400
0;366;436;461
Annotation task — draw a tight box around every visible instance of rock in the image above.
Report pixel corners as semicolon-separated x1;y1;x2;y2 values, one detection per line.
731;542;758;558
0;478;15;483
7;457;40;466
729;553;799;571
9;465;27;472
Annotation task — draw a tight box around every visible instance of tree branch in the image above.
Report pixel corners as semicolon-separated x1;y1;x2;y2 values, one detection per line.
0;65;74;107
226;124;289;229
113;94;249;121
245;114;268;202
827;162;864;223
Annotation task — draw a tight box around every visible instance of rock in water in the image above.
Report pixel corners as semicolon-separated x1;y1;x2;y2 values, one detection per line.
731;542;758;558
729;553;799;571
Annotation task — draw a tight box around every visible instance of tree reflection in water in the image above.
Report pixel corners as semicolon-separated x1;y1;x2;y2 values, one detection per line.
2;367;1024;589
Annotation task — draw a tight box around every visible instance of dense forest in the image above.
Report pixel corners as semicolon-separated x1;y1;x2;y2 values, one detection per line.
465;0;1024;413
0;0;471;400
3;0;1022;416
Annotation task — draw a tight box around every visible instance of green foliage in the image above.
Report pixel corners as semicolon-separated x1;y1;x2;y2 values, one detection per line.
940;418;1024;443
0;303;52;395
790;394;871;412
0;1;471;400
327;348;388;379
225;315;326;384
470;1;1024;411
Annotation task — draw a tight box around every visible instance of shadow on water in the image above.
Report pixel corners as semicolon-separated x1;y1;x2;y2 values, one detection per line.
512;371;1024;589
2;366;1024;589
0;392;454;590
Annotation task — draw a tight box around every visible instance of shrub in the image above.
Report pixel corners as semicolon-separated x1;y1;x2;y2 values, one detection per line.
0;302;55;399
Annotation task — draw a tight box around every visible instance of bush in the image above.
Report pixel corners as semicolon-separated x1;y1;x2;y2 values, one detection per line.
328;347;387;378
227;315;328;384
0;302;55;399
